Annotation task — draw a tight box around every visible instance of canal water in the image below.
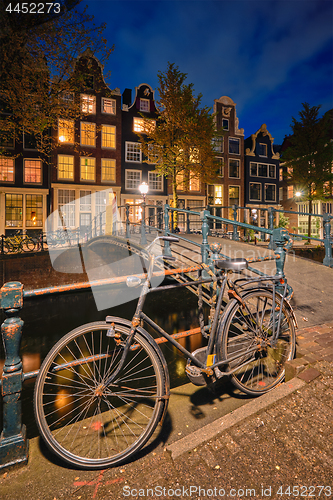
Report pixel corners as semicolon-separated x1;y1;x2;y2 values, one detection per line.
0;279;207;439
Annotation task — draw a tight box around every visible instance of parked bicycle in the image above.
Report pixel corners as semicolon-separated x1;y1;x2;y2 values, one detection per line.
2;231;36;253
33;235;296;469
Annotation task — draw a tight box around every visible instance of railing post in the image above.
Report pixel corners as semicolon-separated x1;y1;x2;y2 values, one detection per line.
206;205;212;236
0;282;28;470
268;207;275;250
140;202;147;246
272;228;290;279
323;213;333;267
186;207;191;234
125;205;130;239
200;209;210;266
232;204;239;241
164;204;172;256
170;210;174;234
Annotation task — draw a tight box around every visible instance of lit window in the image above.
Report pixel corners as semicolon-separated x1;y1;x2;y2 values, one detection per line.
80;157;95;181
228;186;240;219
189;172;200;191
249;183;261;201
148;171;162;191
5;193;23;227
126;142;141;162
229;137;240;154
81;94;96;114
214;185;223;205
176;172;185;191
24;159;42;183
58;155;74;180
140;99;150;112
265;184;276;202
0;157;14;182
258;143;267;156
287;186;294;199
26;194;43;227
80;122;96;147
133;117;156;133
102;125;116;148
102;98;116;114
279;187;284;201
58;119;74;144
125;170;141;189
229;159;240;178
101;159;116;182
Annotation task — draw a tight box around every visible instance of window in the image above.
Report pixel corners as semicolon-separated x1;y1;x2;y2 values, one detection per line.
229;137;240;154
287;185;294;199
148;171;163;191
0;127;15;148
265;184;276;202
258;143;267;156
80;157;95;182
209;185;223;205
249;182;261;201
228;186;240;218
101;159;116;182
26;194;43;227
279;168;283;181
279;187;284;202
79;190;91;211
58;119;74;144
23;132;37;150
217;158;224;177
212;137;223;153
147;144;160;164
125;170;141;189
133;117;156;133
83;74;94;90
140;99;150;112
222;119;229;130
81;94;96;114
250;162;257;176
58;155;74;180
101;125;116;148
58;189;75;227
258;163;267;177
24;159;42;183
0;157;14;182
189;172;200;191
80;122;96;147
5;193;23;227
176;171;185;191
102;98;116;114
61;92;74;106
229;159;240;178
269;165;276;178
126;142;141;162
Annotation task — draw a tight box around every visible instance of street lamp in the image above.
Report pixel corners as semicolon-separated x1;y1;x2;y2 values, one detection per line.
139;182;149;245
295;191;302;198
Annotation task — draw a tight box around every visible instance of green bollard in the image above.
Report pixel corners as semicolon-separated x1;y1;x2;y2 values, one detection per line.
323;213;333;267
164;204;172;256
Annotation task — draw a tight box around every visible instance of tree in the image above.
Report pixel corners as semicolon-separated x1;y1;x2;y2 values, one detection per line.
283;102;333;240
137;63;219;226
0;0;113;157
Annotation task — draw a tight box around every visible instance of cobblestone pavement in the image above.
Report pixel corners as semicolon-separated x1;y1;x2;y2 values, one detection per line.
1;328;332;500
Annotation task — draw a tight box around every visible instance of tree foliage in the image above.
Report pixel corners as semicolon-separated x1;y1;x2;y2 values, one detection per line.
137;63;219;213
283;102;333;238
0;0;113;156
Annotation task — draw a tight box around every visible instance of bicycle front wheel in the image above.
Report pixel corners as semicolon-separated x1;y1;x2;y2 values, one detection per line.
34;322;166;469
22;237;35;252
218;290;296;396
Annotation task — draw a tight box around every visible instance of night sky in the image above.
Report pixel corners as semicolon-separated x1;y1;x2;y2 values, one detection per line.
85;0;332;145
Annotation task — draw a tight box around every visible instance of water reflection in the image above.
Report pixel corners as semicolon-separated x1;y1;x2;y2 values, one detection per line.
0;279;208;438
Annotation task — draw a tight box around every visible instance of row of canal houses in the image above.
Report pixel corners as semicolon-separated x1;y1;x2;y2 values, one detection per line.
0;49;305;237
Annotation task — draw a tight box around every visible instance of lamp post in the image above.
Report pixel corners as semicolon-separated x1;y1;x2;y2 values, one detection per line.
139;182;148;245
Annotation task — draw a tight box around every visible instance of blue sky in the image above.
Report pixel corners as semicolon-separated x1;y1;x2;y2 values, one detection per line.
84;0;333;145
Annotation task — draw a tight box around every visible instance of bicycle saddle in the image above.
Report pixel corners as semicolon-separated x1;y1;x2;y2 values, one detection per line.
214;258;248;271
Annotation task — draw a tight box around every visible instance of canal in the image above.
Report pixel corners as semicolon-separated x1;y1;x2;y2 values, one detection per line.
0;279;208;439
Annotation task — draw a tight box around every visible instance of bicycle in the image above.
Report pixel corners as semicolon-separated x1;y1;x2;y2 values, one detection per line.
3;231;36;252
33;235;296;469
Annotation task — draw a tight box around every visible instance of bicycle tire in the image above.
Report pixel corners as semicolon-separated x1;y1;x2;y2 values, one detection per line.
217;289;296;396
34;321;166;469
2;241;12;253
22;237;35;252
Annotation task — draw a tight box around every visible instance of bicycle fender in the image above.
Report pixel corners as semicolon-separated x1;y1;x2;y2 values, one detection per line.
105;315;171;403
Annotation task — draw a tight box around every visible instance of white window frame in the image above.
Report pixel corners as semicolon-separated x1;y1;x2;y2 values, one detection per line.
140;99;150;112
80;157;96;182
57;154;74;180
58;119;74;144
125;142;142;163
229;158;240;179
24;159;42;184
222;119;229;131
102;98;116;115
268;164;276;178
148;171;163;191
250;162;258;177
81;94;96;114
101;158;116;183
125;169;142;190
228;137;240;155
80;122;96;147
258;143;268;157
249;182;261;202
0;157;14;182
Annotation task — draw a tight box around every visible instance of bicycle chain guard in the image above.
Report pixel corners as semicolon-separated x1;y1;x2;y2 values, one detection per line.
185;347;213;386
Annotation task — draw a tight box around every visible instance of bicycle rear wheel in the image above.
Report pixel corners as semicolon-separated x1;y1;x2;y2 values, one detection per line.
22;237;35;252
218;290;296;396
34;321;166;469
